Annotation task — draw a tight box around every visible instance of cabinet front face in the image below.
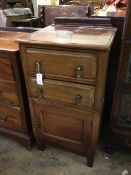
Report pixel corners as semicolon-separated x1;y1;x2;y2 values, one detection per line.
30;101;92;153
25;49;97;84
20;42;110;166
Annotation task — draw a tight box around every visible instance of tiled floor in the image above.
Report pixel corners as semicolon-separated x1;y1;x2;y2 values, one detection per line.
0;136;130;175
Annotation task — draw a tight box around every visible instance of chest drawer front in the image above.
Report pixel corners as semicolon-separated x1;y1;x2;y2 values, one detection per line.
0;81;19;107
0;57;14;81
26;49;97;83
30;79;95;109
0;106;23;132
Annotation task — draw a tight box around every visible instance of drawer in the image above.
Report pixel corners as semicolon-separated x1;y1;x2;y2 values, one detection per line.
26;49;97;84
30;101;93;153
29;79;95;109
0;80;19;107
0;106;23;132
0;57;14;81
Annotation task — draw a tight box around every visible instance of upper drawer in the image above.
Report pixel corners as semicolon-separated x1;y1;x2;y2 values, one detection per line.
0;80;19;107
0;57;14;81
26;49;97;84
29;79;95;109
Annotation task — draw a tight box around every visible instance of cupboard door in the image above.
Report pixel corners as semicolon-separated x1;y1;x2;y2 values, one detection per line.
30;100;93;154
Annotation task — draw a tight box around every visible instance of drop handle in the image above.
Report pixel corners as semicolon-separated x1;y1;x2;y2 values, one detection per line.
75;65;84;78
75;94;82;105
38;88;44;99
0;116;7;122
35;61;41;73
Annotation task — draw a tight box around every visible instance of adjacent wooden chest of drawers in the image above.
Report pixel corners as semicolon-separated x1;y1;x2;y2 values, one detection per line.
19;25;116;166
0;30;33;147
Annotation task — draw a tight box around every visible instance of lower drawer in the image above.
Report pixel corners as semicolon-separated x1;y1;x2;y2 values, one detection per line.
0;80;19;107
29;79;95;109
0;105;23;133
30;99;95;154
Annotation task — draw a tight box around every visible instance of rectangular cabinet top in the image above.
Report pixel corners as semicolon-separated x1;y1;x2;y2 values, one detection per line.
18;25;117;51
0;31;29;52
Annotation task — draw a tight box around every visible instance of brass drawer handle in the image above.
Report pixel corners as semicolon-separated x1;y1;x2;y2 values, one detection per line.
75;94;82;105
75;64;84;79
0;116;7;122
38;88;44;99
35;61;41;73
125;138;131;147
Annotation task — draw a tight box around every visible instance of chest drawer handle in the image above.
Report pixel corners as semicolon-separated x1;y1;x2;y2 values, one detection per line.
35;61;41;73
38;88;44;99
125;138;131;147
75;65;84;79
0;116;7;122
75;94;82;105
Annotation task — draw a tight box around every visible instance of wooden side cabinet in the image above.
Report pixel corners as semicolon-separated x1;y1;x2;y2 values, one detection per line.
19;25;116;166
0;30;34;148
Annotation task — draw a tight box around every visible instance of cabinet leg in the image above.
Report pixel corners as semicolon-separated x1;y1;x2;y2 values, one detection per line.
25;144;32;151
105;144;114;154
36;142;45;151
87;154;94;167
19;139;32;150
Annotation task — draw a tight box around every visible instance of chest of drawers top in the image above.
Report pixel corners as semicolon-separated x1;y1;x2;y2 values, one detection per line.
0;31;29;52
18;25;116;50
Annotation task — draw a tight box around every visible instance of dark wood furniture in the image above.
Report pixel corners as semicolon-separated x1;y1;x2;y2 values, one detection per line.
39;5;87;27
92;12;125;138
0;28;35;148
12;17;41;28
18;25;116;166
0;0;7;9
7;0;31;8
55;17;112;27
107;0;131;150
59;0;99;6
